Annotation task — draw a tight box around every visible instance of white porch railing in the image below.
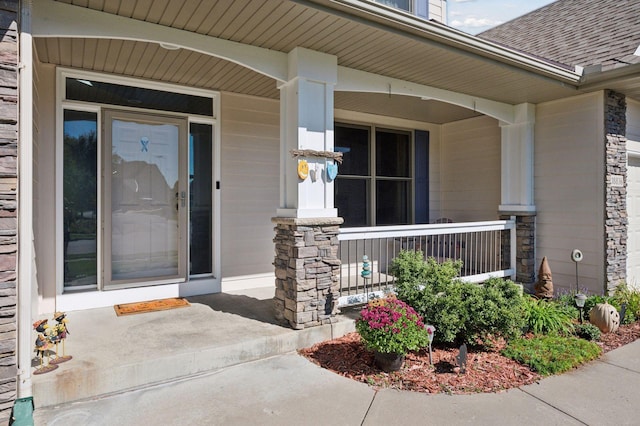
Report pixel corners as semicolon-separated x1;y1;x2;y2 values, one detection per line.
336;219;517;306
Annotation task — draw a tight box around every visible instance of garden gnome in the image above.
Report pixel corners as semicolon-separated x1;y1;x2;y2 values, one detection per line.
534;256;554;299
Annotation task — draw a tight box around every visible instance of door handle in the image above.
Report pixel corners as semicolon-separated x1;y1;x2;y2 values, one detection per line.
180;191;186;207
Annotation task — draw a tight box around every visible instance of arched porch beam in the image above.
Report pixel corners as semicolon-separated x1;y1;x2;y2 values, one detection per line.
337;67;516;124
31;0;289;83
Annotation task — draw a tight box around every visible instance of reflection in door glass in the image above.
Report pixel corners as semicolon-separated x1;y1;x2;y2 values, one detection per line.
63;110;98;288
110;119;180;281
189;123;212;275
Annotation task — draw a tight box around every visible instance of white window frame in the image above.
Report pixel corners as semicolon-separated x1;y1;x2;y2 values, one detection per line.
55;68;221;304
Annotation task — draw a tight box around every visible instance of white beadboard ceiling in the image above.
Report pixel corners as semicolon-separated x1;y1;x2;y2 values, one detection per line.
34;0;640;120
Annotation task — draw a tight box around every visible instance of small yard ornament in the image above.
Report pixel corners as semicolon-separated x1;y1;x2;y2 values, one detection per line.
456;343;468;374
50;312;72;365
589;302;620;333
426;325;435;365
33;319;58;375
534;256;554;299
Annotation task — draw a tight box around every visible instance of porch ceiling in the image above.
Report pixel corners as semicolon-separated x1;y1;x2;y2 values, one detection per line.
40;0;583;107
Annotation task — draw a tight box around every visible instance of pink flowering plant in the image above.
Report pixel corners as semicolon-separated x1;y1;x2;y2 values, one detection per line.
356;296;430;356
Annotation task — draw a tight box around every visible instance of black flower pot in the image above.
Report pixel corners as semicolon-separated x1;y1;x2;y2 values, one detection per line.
374;351;405;372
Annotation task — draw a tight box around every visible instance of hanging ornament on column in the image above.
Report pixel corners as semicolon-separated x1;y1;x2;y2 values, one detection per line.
326;161;338;181
297;159;309;180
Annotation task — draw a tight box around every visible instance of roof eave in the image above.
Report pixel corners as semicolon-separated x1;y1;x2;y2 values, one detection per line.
296;0;582;86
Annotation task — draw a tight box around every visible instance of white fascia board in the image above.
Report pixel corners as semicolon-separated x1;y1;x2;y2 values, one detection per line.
307;0;581;84
31;0;288;83
336;66;515;124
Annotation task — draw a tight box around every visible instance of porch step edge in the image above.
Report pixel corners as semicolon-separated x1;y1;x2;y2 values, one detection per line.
32;318;355;408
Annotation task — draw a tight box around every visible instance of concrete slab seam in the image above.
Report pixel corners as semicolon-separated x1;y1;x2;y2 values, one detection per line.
360;390;378;426
596;359;640;374
516;388;589;425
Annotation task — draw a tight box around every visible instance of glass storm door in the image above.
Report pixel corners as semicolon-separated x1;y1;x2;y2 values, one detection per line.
104;110;188;289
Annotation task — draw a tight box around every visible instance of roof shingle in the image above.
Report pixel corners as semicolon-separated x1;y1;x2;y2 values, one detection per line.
478;0;640;71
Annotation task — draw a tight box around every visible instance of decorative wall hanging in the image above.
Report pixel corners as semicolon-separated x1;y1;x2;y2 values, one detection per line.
310;162;319;182
140;136;149;152
289;149;343;164
326;162;338;181
297;160;309;180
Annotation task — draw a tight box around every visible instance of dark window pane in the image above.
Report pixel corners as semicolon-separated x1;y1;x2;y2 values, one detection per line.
66;78;213;116
376;129;410;177
376;180;410;225
189;123;213;275
63;110;98;287
335;124;370;176
335;178;369;227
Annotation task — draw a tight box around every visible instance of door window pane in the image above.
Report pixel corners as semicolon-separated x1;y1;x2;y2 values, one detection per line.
189;123;213;275
63;110;98;288
376;180;410;225
376;129;410;177
335;178;369;227
110;118;180;281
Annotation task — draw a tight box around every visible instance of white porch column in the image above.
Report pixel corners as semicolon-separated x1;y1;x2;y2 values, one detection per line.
277;47;337;218
499;103;536;213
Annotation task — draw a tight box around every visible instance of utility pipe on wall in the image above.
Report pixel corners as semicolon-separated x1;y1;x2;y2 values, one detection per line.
17;0;34;399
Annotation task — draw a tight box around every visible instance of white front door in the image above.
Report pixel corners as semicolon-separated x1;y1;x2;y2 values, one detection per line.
104;110;188;289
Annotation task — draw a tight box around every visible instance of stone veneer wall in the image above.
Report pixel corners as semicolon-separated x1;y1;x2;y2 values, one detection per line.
0;1;18;423
500;214;536;291
272;217;342;329
604;90;627;293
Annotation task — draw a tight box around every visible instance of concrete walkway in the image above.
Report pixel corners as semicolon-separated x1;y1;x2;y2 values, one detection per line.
34;338;640;425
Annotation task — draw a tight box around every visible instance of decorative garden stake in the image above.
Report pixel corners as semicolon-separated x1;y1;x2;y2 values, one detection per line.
361;255;371;301
574;293;587;323
426;325;435;365
50;312;71;364
457;343;467;374
32;320;58;375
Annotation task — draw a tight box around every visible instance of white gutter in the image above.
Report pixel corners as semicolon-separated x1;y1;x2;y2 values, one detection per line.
17;0;34;399
300;0;582;85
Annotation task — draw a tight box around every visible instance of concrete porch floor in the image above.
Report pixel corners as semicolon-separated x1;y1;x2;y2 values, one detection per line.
31;287;357;408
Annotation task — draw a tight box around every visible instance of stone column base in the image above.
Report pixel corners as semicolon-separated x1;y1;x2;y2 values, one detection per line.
272;216;343;329
500;213;536;292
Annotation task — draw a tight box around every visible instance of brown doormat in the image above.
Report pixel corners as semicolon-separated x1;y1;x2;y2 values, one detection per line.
114;297;190;316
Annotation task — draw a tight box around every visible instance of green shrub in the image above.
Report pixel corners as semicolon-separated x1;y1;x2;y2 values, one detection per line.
574;323;601;341
522;297;574;335
392;252;525;345
553;291;580;318
502;335;601;376
612;282;640;323
390;251;461;288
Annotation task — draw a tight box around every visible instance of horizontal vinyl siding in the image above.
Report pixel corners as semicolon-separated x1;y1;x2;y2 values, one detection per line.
220;93;279;280
440;115;501;222
535;92;605;295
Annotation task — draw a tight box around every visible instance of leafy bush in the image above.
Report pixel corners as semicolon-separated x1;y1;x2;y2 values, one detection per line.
553;291;580;318
392;253;525;345
612;282;640;323
355;296;430;356
522;297;574;335
502;335;601;376
574;323;601;341
390;251;461;288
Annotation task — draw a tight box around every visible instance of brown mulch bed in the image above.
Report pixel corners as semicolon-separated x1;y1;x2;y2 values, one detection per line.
299;322;640;395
